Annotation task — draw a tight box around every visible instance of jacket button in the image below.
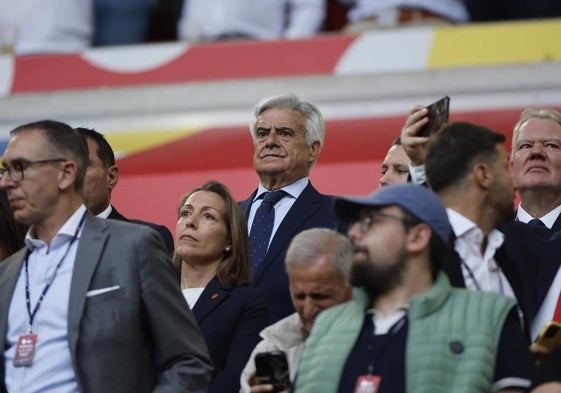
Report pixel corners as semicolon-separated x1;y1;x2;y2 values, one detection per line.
449;341;464;354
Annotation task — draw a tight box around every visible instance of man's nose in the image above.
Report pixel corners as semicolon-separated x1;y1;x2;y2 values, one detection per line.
302;298;318;319
347;221;362;241
0;171;13;189
529;142;546;157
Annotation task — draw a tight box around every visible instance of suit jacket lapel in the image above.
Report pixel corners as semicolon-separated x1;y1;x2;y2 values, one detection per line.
67;214;109;359
0;247;27;373
252;184;321;283
443;234;466;288
192;277;232;323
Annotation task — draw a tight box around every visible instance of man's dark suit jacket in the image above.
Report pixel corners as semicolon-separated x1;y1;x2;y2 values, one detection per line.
192;276;269;393
551;213;561;232
444;220;559;339
240;182;345;323
108;205;174;254
0;214;212;393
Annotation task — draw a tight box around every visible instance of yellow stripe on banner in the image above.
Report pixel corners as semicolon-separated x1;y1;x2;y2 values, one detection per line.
106;128;202;156
429;19;561;68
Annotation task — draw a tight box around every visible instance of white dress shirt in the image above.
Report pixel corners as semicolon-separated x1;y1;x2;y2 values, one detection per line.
517;203;561;340
0;0;92;55
4;205;87;393
447;209;516;300
347;0;468;23
178;0;325;42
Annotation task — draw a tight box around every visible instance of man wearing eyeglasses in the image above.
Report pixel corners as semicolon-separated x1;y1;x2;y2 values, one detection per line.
294;184;534;393
0;120;212;392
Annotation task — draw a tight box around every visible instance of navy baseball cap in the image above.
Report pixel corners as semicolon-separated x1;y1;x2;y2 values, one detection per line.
334;184;451;243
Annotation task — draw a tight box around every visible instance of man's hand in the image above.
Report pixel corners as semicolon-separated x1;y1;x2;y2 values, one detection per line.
248;371;285;393
530;342;550;366
400;105;430;166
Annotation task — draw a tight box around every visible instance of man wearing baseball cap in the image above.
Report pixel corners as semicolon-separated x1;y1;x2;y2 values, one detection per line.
293;184;533;393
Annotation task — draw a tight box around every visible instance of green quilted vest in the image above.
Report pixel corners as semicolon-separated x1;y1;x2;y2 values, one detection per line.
295;273;515;393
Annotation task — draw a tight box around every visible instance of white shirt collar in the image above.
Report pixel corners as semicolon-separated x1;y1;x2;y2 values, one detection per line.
97;204;113;219
254;177;309;202
516;202;561;229
25;205;88;249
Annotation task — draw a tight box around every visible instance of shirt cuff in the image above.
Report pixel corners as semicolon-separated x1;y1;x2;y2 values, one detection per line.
409;163;426;185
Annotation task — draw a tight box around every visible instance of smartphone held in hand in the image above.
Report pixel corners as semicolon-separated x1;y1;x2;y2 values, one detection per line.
417;96;450;137
255;350;290;392
535;321;561;352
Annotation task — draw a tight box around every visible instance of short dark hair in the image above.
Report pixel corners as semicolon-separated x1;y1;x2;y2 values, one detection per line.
75;127;116;168
11;120;88;192
0;189;27;258
426;122;506;193
172;180;251;286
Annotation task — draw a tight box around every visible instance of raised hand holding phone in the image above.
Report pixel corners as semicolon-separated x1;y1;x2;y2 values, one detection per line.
417;96;450;137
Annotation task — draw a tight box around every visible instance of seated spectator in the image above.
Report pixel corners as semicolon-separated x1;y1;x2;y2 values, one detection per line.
295;184;534;393
0;0;93;55
240;228;353;392
93;0;154;46
379;137;410;187
464;0;561;22
0;188;27;261
174;180;270;393
340;0;468;32
177;0;326;42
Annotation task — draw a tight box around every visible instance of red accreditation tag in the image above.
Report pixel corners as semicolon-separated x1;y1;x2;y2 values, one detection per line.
13;333;37;367
354;375;381;393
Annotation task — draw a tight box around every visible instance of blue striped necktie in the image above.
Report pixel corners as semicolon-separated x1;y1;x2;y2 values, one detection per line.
249;190;287;274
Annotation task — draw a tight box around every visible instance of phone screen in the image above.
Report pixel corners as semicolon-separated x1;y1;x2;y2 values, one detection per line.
255;351;290;392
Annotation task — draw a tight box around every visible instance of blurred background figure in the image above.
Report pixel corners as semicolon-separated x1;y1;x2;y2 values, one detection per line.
93;0;154;46
177;0;326;42
464;0;561;22
340;0;468;32
0;189;27;261
0;0;93;55
379;137;410;187
173;180;270;393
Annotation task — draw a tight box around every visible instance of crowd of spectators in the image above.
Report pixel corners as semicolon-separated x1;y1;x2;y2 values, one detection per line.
1;91;561;391
0;0;560;55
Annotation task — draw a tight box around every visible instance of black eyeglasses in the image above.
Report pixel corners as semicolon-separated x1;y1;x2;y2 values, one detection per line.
0;158;67;183
353;210;418;234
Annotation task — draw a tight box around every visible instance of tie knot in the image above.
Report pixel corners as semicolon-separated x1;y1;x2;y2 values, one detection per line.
528;218;546;227
262;190;286;206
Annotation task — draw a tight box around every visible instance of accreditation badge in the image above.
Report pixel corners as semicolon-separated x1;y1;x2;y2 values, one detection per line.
354;375;381;393
13;333;37;367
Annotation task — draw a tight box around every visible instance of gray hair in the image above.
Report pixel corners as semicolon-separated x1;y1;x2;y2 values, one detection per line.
249;93;325;147
512;108;561;152
285;228;352;284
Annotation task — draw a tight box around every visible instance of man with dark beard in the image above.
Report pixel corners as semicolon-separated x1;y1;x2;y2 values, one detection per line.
401;118;549;339
293;184;534;393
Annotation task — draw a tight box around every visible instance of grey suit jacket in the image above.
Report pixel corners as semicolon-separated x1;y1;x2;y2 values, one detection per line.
0;214;212;393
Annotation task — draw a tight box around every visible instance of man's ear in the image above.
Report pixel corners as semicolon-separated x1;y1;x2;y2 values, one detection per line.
473;162;492;190
308;141;321;164
406;223;432;254
107;165;119;190
58;161;78;191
